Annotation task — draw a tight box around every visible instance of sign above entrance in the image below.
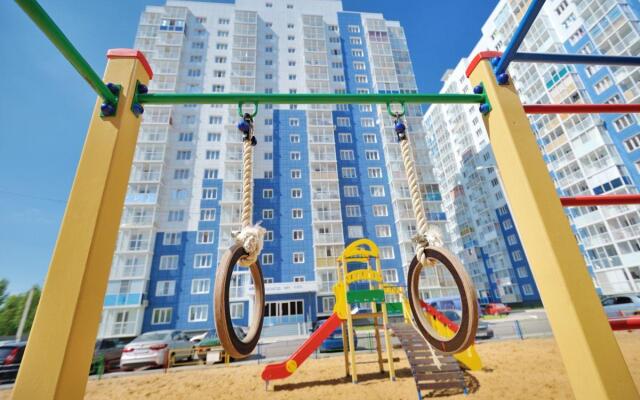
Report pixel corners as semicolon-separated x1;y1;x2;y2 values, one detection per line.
248;281;318;295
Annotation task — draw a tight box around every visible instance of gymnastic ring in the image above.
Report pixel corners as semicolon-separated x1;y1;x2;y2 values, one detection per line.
407;246;478;355
214;244;265;359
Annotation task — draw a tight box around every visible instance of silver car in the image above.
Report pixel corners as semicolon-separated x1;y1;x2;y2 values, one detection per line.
120;330;195;370
601;294;640;318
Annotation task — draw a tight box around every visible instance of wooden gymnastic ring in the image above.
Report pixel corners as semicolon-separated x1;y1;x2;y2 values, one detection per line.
214;244;265;359
407;246;478;355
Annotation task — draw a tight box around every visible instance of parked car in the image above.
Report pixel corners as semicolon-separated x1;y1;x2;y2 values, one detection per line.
441;310;494;340
90;338;128;374
601;294;640;318
318;326;358;353
194;328;246;362
120;330;194;370
483;303;512;316
0;342;26;384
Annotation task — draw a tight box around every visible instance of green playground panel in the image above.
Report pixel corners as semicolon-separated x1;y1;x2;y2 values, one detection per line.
347;289;386;304
386;302;404;315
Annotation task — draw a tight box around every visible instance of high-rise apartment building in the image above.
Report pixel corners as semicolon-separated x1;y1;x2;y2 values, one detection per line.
424;0;640;303
98;0;453;339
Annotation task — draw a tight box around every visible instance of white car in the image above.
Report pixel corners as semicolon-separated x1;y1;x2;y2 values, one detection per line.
601;295;640;318
120;330;194;370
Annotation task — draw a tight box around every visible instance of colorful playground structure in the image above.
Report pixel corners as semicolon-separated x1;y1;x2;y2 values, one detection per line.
261;239;482;395
9;0;640;398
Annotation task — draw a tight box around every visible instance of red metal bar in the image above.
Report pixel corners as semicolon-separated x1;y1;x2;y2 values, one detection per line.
524;103;640;114
560;194;640;207
609;316;640;331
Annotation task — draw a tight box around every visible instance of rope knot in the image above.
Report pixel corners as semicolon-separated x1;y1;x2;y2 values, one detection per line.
414;225;444;266
232;223;266;266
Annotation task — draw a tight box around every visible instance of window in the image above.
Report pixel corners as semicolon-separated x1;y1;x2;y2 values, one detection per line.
286;3;293;8
353;62;365;70
265;2;272;7
363;134;376;143
174;169;190;180
205;150;220;160
355;75;368;83
292;208;303;219
522;284;534;296
512;250;523;261
263;209;274;219
368;167;382;178
214;56;227;63
338;133;352;143
264;152;273;160
288;60;296;66
265;59;273;66
191;279;210;294
213;70;225;77
218;18;230;24
342;167;357;178
289;118;300;127
193;253;212;269
370;185;385;197
217;30;229;37
380;246;394;260
347;25;360;33
383;269;398;283
340;150;354;160
333;75;345;82
351;49;364;57
361;118;375;127
291;188;302;198
291;169;302;179
171;189;188;201
151;308;172;325
594;76;612;94
207;133;221;142
202;187;217;199
197;231;214;244
345;205;361;217
613;114;634;132
292;251;304;264
376;225;391;237
264;170;273;179
163;232;181;246
209;116;223;124
350;37;362;45
293;276;305;282
502;219;514;230
344;186;359;197
287;48;296;53
156;280;176;296
159;255;178;270
623;134;640;152
230;303;244;319
287;23;294;29
336;117;350;127
290;151;301;160
265;46;273;53
215;43;228;50
168;210;184;222
293;230;304;240
200;208;216;221
290;134;300;143
322;297;335;313
188;305;208;322
262;253;274;265
348;225;364;238
192;42;204;49
190;55;203;63
517;267;529;278
179;132;193;142
373;204;388;216
265;231;274;241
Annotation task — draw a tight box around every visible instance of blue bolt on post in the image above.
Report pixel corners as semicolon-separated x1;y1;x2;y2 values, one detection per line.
493;0;547;83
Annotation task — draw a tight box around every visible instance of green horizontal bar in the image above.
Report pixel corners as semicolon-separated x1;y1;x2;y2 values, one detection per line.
386;302;404;314
15;0;118;105
347;289;386;304
137;93;484;105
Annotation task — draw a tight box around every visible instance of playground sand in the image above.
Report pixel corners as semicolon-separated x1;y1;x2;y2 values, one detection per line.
2;331;639;399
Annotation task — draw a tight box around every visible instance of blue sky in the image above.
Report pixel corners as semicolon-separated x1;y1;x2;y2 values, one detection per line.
0;0;498;294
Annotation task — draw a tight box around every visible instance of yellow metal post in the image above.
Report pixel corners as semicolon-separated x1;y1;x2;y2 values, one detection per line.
12;50;152;400
376;258;395;381
343;260;358;383
467;54;638;400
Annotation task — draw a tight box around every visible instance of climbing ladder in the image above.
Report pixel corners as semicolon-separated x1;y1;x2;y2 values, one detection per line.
391;323;466;398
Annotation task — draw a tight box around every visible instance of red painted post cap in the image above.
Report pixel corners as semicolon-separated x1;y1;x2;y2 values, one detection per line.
107;49;153;79
465;51;503;78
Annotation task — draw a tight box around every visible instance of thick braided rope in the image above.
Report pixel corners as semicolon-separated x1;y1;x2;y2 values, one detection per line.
399;135;433;266
233;127;265;267
241;138;253;229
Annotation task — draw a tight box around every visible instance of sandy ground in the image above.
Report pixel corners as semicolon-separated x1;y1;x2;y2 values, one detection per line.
2;332;639;399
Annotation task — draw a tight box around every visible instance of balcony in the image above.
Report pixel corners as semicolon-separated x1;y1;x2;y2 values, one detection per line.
313;233;343;244
125;192;158;205
610;224;640;241
313;210;341;222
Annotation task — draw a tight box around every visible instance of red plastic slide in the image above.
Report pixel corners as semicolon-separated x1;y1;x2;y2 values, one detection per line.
261;312;343;381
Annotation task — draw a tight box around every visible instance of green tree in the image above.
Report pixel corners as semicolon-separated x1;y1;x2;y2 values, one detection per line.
0;279;7;307
0;286;41;337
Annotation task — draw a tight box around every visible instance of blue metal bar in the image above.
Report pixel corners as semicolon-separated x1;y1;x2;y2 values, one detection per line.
494;0;547;77
512;52;640;66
